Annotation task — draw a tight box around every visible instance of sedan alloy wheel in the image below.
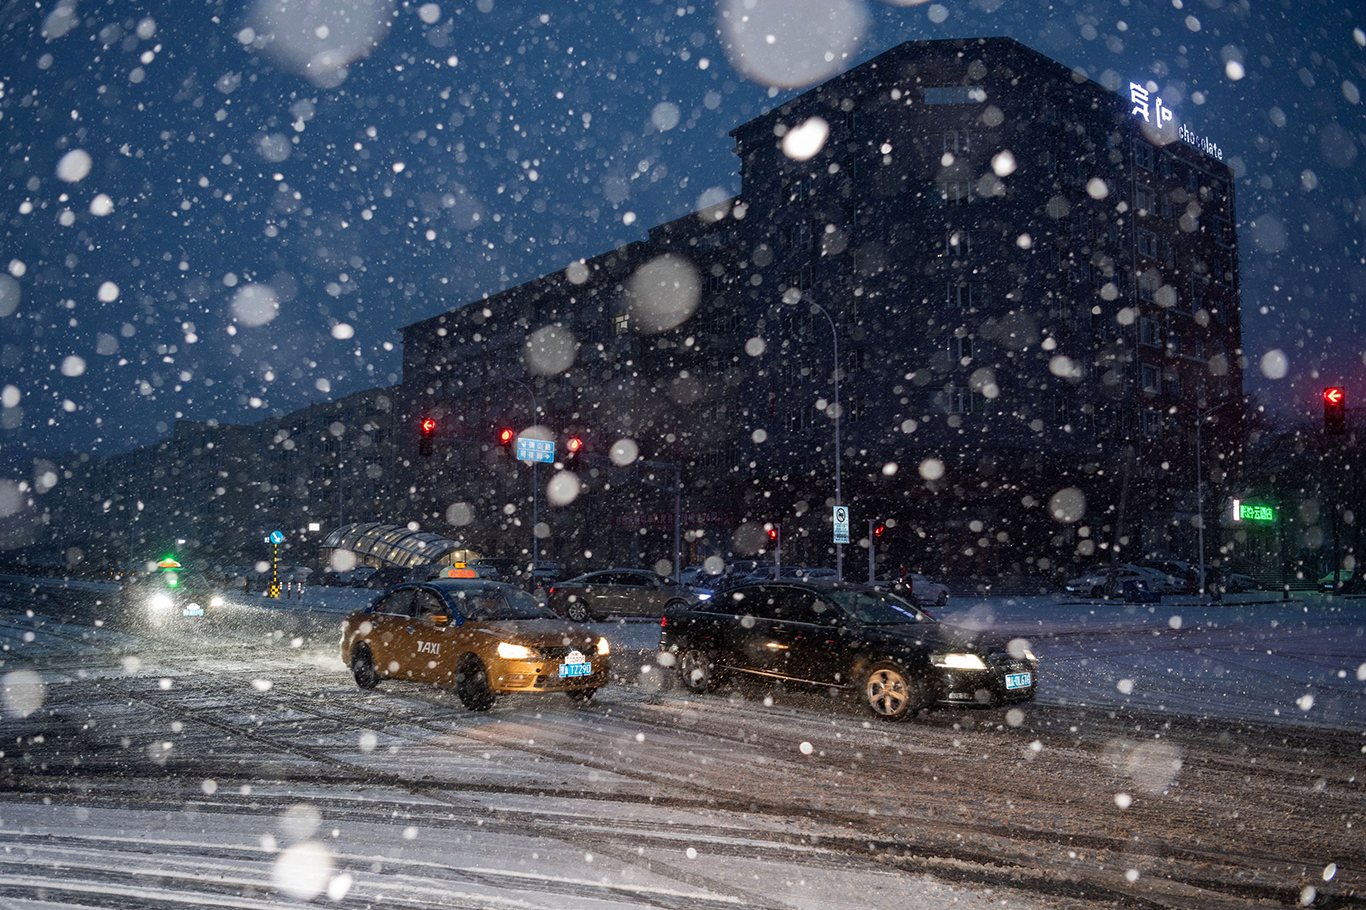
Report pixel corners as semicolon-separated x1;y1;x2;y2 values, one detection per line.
863;661;921;721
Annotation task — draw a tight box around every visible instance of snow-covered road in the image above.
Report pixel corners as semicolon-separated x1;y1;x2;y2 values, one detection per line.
1;578;1362;909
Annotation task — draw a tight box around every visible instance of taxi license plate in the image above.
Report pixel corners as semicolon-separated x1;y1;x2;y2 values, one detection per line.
182;605;204;617
1005;672;1032;690
559;661;591;678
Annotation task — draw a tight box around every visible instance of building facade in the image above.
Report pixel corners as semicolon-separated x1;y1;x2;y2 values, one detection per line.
397;37;1244;579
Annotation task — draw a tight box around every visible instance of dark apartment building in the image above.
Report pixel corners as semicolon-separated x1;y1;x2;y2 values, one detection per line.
400;36;1243;578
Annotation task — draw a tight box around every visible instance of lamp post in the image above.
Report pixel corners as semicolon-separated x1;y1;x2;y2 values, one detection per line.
804;297;843;581
507;379;541;567
1195;399;1233;599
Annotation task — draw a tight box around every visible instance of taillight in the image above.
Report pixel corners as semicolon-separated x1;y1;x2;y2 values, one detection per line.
548;586;556;596
660;615;667;628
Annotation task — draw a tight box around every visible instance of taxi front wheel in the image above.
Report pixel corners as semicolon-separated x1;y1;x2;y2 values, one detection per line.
350;645;379;690
455;654;496;711
566;688;597;703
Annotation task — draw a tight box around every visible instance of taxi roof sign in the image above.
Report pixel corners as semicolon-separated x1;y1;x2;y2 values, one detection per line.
157;558;183;570
442;567;478;578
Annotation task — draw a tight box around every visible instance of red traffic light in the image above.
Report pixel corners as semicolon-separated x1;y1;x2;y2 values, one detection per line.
420;417;437;435
566;436;583;453
1324;387;1347;436
767;527;778;540
874;524;885;538
497;427;515;446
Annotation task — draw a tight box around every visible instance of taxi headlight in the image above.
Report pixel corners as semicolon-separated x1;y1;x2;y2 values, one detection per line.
210;595;224;607
150;593;174;612
496;642;533;660
596;636;610;656
930;652;988;670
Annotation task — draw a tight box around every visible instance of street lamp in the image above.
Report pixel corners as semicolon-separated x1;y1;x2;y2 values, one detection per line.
802;296;844;581
1195;399;1234;599
507;379;542;568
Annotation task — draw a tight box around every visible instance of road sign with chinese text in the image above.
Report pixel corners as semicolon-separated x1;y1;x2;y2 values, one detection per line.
515;436;555;463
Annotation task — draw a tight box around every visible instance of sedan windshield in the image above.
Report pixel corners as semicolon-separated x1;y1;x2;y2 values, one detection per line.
827;590;933;626
447;586;556;621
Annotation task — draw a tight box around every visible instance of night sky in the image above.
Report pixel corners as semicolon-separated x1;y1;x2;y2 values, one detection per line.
1;0;1362;471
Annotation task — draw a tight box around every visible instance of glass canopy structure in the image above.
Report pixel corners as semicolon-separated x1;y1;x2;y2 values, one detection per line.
319;523;479;568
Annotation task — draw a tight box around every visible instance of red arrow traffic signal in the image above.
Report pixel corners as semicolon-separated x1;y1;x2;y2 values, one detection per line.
1324;387;1346;436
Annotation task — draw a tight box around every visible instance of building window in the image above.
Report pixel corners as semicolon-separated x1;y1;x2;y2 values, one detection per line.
1161;239;1176;266
948;386;974;414
924;85;985;105
1134;140;1156;171
1158;153;1173;177
1212;218;1234;248
947;280;983;309
1194;338;1205;360
1143;409;1162;437
1168;328;1183;357
1141;363;1162;393
937;180;976;205
941;129;980;152
1054;395;1072;426
943;229;972;257
1042;103;1059;124
613;314;630;336
1138;272;1159;303
1196;378;1208;406
1137;228;1158;258
1160;193;1175;221
1191;273;1209;312
1167;371;1182;397
703;273;724;293
950;334;974;362
1043;150;1058;174
1139;317;1162;347
1135;184;1156;214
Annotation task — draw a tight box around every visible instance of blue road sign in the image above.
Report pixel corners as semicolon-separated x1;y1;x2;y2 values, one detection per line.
269;530;285;544
515;436;556;463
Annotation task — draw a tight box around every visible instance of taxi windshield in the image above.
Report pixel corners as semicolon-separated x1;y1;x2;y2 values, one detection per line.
447;586;556;621
826;590;933;626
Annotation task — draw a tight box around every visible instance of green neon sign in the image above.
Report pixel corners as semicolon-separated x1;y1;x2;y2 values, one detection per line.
1233;500;1274;522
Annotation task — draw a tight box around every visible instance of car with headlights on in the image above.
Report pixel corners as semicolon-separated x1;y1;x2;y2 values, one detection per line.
340;575;610;710
659;580;1037;721
117;560;225;627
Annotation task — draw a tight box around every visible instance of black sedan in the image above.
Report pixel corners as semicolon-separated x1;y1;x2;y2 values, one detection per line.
659;581;1038;721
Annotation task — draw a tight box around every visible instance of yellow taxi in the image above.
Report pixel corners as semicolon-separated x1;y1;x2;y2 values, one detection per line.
339;573;610;710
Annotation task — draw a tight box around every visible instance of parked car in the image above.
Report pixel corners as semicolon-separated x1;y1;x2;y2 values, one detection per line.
743;566;838;582
472;557;522;582
660;580;1037;721
1064;563;1169;598
548;568;702;622
362;566;413;590
874;574;950;607
530;560;564;585
1318;568;1354;591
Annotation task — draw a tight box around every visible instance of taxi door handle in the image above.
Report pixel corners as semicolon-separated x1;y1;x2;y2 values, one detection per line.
405;626;416;634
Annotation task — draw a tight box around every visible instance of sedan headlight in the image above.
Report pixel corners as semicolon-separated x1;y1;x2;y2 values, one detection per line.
1022;648;1037;662
496;642;533;660
150;593;174;612
596;636;610;656
931;652;988;670
209;595;224;607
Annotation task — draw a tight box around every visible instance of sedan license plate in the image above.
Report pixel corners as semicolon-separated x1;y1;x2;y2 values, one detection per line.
1005;672;1032;690
559;661;592;678
182;605;204;617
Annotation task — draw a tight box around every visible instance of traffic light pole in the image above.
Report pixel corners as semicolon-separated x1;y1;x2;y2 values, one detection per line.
867;519;876;584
